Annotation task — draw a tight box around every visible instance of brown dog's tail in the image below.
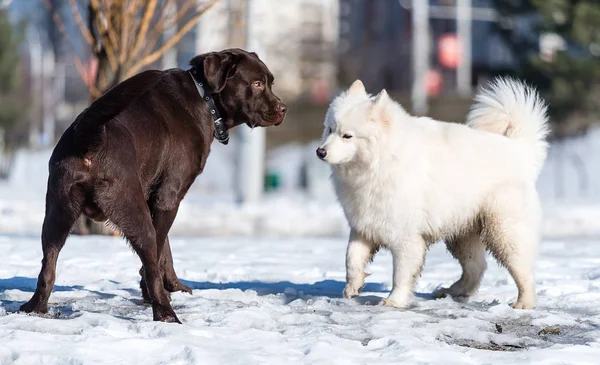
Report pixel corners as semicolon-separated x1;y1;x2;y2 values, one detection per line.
73;70;164;149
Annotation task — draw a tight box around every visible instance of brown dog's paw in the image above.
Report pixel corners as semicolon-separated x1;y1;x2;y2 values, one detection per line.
160;314;182;324
140;278;152;304
433;287;449;299
176;282;193;295
152;305;181;324
19;300;48;314
165;279;193;295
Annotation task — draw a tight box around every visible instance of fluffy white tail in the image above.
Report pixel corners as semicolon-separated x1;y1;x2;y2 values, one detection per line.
466;77;550;176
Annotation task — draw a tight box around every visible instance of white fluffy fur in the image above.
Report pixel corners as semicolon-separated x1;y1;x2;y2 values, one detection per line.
319;78;549;309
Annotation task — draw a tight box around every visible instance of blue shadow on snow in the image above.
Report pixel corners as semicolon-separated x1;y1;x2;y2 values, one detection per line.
180;279;389;298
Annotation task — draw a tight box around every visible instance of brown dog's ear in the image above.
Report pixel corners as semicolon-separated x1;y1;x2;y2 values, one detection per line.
190;51;238;93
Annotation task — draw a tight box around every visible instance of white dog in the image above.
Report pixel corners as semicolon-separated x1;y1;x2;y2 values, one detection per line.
317;78;549;309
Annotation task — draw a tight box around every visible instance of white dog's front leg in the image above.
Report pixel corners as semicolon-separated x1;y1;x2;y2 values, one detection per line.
383;237;427;308
343;229;375;299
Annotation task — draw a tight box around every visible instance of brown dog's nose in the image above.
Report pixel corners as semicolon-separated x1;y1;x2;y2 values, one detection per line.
316;147;327;160
276;103;287;114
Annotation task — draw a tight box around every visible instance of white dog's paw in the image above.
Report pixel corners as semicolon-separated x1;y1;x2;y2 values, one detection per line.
433;287;470;302
511;299;536;309
343;284;360;299
381;298;410;309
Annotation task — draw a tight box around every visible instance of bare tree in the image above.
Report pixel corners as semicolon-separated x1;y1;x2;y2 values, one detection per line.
44;0;221;234
46;0;220;97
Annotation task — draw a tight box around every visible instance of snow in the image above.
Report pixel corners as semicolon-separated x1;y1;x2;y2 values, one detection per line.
1;235;600;364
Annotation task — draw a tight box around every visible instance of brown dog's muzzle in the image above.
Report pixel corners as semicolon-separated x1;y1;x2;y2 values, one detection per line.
274;102;287;125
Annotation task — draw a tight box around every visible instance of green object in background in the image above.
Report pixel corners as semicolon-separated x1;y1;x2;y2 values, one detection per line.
264;171;281;192
493;0;600;137
0;8;26;135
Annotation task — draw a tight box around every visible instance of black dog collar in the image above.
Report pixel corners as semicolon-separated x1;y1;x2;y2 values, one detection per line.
189;69;229;145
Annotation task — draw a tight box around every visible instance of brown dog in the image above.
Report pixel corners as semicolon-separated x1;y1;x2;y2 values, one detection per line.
20;48;287;323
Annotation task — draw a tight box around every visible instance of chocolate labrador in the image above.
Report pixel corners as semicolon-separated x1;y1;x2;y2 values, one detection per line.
20;48;287;323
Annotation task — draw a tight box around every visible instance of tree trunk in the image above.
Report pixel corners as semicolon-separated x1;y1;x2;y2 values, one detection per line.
95;54;122;94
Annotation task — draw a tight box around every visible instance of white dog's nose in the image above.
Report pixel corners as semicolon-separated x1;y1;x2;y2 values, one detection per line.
316;147;327;160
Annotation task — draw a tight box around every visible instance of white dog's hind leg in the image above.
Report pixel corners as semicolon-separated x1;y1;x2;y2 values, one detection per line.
489;232;537;309
343;229;376;299
383;237;427;308
434;233;487;301
483;197;539;309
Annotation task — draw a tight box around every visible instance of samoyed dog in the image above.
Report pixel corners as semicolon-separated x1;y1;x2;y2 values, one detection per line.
317;78;549;309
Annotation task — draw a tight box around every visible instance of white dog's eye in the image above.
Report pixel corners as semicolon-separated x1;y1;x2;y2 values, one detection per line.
328;127;332;134
343;134;353;139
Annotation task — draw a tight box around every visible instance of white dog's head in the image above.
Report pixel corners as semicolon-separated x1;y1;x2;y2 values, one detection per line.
316;80;395;165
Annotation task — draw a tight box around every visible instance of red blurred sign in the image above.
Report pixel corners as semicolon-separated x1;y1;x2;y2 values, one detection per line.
438;34;461;69
310;78;331;105
426;68;443;97
79;57;98;87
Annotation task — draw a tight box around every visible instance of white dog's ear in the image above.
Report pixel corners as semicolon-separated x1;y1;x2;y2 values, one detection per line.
371;89;392;125
348;80;367;95
374;89;391;105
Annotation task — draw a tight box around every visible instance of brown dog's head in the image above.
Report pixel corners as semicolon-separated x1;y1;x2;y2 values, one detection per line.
190;48;287;128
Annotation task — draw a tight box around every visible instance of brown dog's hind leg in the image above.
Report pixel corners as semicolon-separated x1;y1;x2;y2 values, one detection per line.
98;180;180;323
20;180;83;315
160;237;192;294
140;236;192;303
140;192;192;302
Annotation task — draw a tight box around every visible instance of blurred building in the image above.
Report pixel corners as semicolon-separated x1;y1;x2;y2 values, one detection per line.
5;0;531;149
338;0;516;94
338;0;412;92
8;0;90;148
173;0;339;101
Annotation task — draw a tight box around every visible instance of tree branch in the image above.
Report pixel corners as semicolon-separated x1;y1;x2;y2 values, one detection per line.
119;0;131;64
130;0;159;61
144;1;201;55
90;2;120;72
151;0;191;36
67;0;95;47
97;2;120;56
88;1;100;54
139;0;179;59
128;0;221;77
124;0;143;62
74;55;102;99
42;0;67;35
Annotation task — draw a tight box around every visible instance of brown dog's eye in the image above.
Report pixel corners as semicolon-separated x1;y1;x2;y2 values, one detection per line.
253;81;264;89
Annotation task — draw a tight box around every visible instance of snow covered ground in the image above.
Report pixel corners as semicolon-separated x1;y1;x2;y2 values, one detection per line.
1;235;599;364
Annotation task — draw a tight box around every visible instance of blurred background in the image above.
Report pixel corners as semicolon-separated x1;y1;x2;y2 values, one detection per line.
0;0;599;238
